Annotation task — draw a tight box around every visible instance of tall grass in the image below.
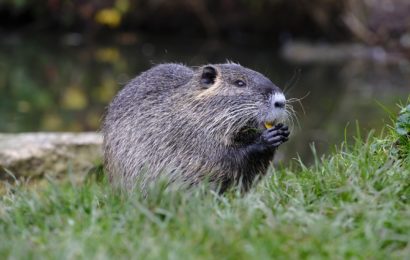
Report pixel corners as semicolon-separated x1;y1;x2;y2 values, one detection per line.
0;112;409;259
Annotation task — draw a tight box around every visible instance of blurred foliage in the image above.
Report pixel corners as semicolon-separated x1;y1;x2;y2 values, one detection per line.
345;0;410;53
0;35;408;165
0;40;134;132
0;0;408;164
0;0;410;54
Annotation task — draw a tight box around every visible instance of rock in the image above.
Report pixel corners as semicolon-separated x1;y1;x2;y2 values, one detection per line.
0;132;102;181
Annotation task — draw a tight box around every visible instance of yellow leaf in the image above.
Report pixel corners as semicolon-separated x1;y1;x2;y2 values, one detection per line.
62;86;87;110
95;47;120;63
95;8;121;28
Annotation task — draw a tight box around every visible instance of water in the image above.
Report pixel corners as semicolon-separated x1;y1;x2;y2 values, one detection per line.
0;35;408;164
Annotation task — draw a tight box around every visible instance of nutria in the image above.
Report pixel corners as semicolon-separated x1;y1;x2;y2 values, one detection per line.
102;63;290;193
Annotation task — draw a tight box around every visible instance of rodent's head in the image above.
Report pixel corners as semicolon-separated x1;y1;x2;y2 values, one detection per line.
190;63;289;144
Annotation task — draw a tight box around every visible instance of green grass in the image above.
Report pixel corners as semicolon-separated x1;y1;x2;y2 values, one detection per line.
1;117;409;259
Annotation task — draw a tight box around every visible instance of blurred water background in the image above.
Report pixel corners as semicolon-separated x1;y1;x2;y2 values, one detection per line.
0;0;409;163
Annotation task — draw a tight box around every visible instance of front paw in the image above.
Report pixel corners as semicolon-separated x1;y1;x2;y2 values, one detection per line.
261;123;290;149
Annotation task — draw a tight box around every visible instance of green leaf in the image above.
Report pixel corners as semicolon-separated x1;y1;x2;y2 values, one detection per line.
396;104;410;136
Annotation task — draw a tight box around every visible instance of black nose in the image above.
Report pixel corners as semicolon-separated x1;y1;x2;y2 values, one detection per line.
274;101;285;109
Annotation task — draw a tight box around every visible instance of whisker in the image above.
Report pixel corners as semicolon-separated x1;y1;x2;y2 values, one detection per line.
283;68;301;94
286;92;309;115
286;92;310;102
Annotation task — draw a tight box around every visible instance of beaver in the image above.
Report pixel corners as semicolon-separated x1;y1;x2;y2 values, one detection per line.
102;63;290;193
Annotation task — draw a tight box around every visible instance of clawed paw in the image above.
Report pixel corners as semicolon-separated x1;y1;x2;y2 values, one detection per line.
261;123;290;148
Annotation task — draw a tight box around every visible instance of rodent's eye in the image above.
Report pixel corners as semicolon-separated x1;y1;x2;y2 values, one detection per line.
234;80;246;87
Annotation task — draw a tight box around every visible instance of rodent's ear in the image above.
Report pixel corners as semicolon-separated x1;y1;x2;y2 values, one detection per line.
200;66;218;88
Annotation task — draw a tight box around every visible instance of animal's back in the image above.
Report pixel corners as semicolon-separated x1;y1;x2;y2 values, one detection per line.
103;64;194;190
